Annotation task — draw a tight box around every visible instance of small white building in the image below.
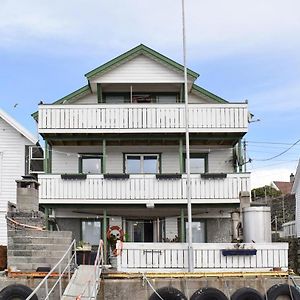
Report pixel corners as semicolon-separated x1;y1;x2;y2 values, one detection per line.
0;108;38;245
292;160;300;237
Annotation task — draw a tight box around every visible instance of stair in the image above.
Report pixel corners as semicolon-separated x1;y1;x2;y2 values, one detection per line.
7;229;72;272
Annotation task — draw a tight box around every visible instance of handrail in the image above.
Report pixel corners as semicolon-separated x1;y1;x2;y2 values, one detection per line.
6;216;44;231
75;239;104;300
26;239;77;300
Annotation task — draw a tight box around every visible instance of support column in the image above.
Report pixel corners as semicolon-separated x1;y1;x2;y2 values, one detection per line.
238;139;243;173
48;144;52;173
97;83;103;103
179;139;183;174
180;208;185;242
44;207;49;230
44;141;49;173
102;139;106;173
102;209;107;264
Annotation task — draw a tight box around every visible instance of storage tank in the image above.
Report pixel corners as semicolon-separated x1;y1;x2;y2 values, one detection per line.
242;206;271;243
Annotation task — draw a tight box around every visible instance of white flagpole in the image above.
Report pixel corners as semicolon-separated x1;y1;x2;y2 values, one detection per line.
181;0;193;272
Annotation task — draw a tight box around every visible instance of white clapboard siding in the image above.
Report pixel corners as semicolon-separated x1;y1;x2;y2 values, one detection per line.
89;55;186;83
38;173;250;204
38;103;248;134
0;116;36;245
117;242;289;273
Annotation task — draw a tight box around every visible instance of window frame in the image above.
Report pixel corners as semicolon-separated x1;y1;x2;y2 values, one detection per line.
183;153;208;173
178;218;207;243
80;219;102;246
78;153;103;174
124;153;161;174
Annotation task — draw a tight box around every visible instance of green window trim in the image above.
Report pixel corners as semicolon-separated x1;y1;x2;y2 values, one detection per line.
183;153;209;173
78;153;103;174
123;153;161;174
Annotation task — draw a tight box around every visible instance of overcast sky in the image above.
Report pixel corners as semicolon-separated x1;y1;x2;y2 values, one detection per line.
0;0;299;188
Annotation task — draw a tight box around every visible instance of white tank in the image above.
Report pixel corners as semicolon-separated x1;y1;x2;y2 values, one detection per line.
242;206;271;243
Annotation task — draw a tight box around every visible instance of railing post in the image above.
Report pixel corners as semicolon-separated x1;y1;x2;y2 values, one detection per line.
103;209;107;264
45;280;49;300
59;263;62;298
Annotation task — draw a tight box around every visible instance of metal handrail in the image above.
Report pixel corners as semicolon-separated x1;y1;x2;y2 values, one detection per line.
26;239;77;300
75;239;104;300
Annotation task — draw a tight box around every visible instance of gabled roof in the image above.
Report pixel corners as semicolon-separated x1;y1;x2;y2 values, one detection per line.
85;44;199;80
0;108;38;144
191;84;228;104
272;181;293;195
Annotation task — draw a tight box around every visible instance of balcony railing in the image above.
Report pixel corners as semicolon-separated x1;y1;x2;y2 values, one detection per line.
38;173;250;204
38;103;248;134
116;242;288;272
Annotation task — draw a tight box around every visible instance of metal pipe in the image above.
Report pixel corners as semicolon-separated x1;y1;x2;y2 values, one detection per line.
181;0;193;272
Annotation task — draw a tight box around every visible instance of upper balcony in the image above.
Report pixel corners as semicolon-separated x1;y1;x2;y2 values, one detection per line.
37;103;248;135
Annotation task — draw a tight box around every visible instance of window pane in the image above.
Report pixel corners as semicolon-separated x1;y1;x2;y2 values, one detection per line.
82;221;101;245
186;221;206;243
143;155;158;173
127;155;141;173
82;157;101;173
188;157;205;173
105;96;125;103
158;95;177;103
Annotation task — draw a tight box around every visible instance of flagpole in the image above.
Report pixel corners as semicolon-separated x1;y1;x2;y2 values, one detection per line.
181;0;193;272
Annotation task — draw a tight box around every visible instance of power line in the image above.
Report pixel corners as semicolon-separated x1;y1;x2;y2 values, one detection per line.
251;139;300;162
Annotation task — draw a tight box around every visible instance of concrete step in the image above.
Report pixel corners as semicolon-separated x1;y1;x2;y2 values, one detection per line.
8;250;67;257
8;262;71;272
7;230;72;239
8;256;69;265
11;243;71;251
8;237;72;245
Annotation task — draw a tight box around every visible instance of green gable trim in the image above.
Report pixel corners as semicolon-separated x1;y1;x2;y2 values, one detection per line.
191;84;228;104
85;44;199;80
52;85;91;105
31;85;91;121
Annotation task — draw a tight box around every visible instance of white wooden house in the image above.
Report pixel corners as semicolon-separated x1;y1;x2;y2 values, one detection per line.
33;44;251;248
0;108;38;245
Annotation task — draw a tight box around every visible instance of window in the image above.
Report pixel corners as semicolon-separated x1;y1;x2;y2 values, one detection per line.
81;220;101;246
184;153;208;173
79;154;102;174
126;219;165;242
157;95;177;103
185;219;206;243
125;154;160;174
28;146;44;174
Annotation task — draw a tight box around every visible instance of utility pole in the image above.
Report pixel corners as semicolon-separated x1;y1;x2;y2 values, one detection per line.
181;0;193;272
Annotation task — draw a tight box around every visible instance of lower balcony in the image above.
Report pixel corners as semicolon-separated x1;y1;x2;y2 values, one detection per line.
116;242;288;273
38;173;250;204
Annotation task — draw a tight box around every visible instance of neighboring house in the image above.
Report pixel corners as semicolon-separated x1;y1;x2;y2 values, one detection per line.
292;160;300;237
0;108;38;245
33;44;250;246
272;174;295;195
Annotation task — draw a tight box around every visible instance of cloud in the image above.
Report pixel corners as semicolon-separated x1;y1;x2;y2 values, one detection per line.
250;164;297;189
248;81;300;113
1;0;300;60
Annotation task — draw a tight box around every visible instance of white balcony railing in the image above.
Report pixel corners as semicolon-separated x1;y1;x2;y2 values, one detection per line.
38;103;248;134
116;242;289;273
38;173;250;204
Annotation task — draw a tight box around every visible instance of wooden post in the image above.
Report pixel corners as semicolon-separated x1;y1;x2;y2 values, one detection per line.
103;209;107;264
102;139;106;173
180;208;185;242
44;141;49;173
179;139;183;174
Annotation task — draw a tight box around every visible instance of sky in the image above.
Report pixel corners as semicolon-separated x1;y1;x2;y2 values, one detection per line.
0;0;299;188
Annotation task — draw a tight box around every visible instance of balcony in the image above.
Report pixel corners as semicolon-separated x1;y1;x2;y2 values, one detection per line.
38;103;248;134
116;242;288;273
38;173;250;204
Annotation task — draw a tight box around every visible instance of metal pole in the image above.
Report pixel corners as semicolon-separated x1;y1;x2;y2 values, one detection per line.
181;0;193;272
